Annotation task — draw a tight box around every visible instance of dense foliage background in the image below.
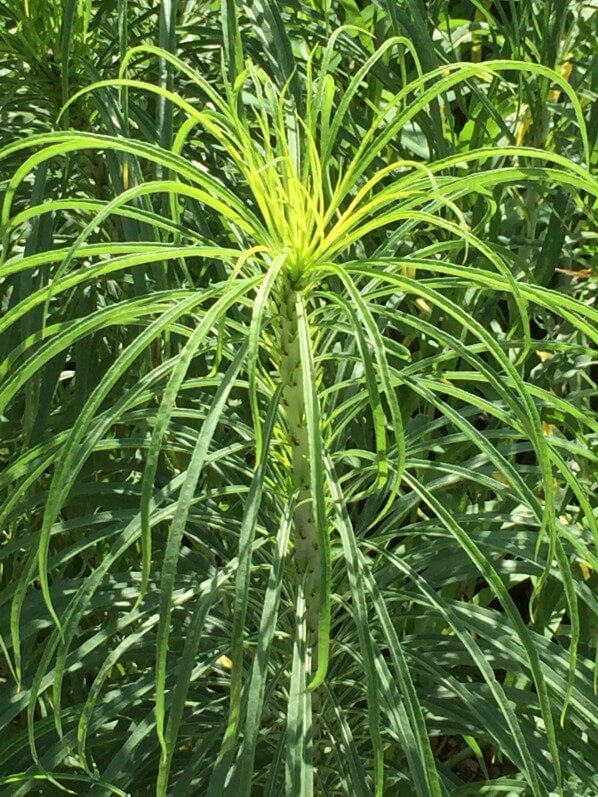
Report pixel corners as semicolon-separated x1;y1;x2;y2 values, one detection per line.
0;1;596;795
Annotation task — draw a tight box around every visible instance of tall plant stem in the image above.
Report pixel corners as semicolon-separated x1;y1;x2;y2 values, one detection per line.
279;277;320;656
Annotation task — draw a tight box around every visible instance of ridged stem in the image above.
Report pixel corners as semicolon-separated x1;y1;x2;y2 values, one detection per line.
279;277;320;650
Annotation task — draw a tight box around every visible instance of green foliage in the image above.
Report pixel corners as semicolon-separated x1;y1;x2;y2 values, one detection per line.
0;2;596;795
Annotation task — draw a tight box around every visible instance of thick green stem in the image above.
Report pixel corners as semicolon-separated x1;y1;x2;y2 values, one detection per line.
279;278;320;648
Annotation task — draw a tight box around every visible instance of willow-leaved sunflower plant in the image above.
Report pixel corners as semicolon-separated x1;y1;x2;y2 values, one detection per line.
0;28;597;797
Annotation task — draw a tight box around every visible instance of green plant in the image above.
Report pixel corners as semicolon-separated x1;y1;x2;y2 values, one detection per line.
1;15;597;797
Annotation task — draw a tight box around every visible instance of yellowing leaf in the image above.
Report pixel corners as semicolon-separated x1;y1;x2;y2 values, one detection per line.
549;53;574;101
579;561;592;581
515;107;532;145
492;472;512;487
415;298;432;318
